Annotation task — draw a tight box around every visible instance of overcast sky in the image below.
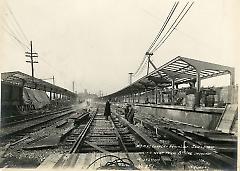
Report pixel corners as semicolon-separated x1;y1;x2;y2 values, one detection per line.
0;0;239;95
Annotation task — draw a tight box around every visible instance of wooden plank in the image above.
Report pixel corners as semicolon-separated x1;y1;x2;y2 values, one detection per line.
118;152;127;159
38;154;62;169
63;153;79;168
75;153;87;169
98;153;110;168
217;104;237;133
53;154;70;168
85;141;111;154
92;152;105;169
93;153;101;169
128;153;147;169
82;153;94;169
23;135;61;149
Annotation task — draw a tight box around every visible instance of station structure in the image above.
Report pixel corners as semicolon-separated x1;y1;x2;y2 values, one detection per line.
0;57;238;170
103;56;236;106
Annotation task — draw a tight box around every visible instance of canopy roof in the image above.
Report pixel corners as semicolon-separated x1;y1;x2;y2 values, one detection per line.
104;56;234;98
1;71;76;97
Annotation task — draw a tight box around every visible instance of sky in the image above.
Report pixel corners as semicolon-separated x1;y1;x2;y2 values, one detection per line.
0;0;239;95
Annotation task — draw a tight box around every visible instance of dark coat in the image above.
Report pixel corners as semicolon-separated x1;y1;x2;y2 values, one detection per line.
104;101;111;116
128;107;134;124
124;106;130;119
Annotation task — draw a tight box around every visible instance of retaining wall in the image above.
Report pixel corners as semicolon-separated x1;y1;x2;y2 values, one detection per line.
134;104;222;130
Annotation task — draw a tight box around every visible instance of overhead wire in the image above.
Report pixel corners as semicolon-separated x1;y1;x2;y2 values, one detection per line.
151;2;194;53
5;1;29;44
133;55;147;77
147;1;179;52
133;2;179;77
1;24;29;50
5;2;72;80
150;2;189;53
2;12;24;43
4;15;28;47
133;2;194;78
134;58;148;78
2;2;70;87
1;3;30;50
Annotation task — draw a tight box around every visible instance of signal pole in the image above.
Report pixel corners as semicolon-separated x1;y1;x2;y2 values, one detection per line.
25;41;38;78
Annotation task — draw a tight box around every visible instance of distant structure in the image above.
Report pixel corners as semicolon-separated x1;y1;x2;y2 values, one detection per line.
84;89;88;95
77;89;98;102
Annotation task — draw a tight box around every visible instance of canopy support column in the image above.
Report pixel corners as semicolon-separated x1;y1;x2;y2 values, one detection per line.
132;93;135;103
155;86;158;104
171;79;175;105
145;88;148;103
50;89;52;100
195;71;201;107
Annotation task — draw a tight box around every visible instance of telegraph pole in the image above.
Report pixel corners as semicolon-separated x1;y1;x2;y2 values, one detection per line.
25;41;38;78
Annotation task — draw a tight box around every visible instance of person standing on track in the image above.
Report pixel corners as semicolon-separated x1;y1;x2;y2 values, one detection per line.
104;99;111;120
127;105;135;124
124;104;130;119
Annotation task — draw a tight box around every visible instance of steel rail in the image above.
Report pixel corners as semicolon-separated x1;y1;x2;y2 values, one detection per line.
112;112;172;167
0;109;76;138
2;106;72;127
109;115;130;158
156;127;236;169
69;109;98;153
133;115;236;169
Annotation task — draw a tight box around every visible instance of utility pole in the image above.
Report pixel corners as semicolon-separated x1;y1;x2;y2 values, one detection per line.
53;76;55;85
72;81;75;93
42;76;55;85
25;41;38;78
128;72;133;85
146;52;153;75
145;52;163;78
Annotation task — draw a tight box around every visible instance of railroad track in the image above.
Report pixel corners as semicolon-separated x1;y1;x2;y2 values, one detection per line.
65;108;141;154
61;112;91;152
0;107;94;169
55;107;175;169
115;110;237;170
32;105;236;170
0;107;77;145
1;106;72;128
